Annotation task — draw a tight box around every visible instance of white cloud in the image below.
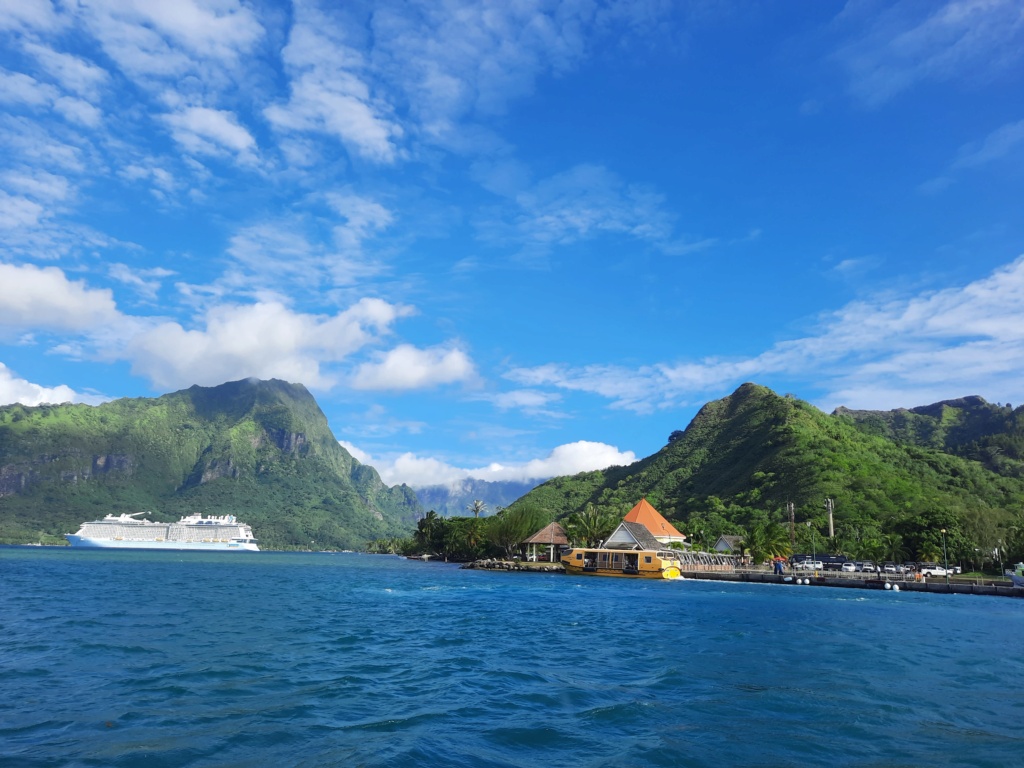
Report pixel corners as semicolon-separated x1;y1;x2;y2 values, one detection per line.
345;439;636;486
351;343;476;391
220;217;387;298
835;0;1024;106
325;191;394;252
0;68;102;127
124;298;413;390
0;263;120;332
479;163;699;258
1;116;85;173
0;69;59;107
952;119;1024;169
0;191;46;230
163;107;257;164
491;388;562;412
507;255;1024;412
264;6;401;163
21;42;110;100
53;95;103;127
0;0;63;33
78;0;264;82
119;161;178;198
0;362;106;406
2;170;72;203
108;263;176;300
370;0;669;150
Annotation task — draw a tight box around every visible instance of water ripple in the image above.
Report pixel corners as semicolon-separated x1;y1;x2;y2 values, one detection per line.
2;549;1023;766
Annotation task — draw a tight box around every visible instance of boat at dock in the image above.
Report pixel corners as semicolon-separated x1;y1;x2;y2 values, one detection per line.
1006;562;1024;588
559;500;736;580
561;545;685;579
66;512;259;551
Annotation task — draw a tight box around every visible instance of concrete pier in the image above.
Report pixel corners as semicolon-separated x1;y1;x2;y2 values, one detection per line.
684;569;1024;598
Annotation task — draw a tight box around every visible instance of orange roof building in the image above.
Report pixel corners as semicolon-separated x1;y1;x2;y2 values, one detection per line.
623;499;687;545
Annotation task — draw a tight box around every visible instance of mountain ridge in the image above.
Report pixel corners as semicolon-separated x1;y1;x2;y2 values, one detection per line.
0;378;421;548
510;383;1024;564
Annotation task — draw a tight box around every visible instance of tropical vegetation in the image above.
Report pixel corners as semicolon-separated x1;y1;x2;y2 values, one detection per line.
506;384;1024;571
0;379;420;549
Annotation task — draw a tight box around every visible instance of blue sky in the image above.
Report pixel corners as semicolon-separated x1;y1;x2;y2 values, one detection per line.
1;0;1023;488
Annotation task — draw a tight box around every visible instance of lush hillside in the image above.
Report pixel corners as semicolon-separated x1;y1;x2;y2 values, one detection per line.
836;397;1024;477
0;379;421;549
511;383;1024;566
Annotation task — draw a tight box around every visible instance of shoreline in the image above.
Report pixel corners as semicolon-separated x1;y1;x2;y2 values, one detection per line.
460;557;1024;598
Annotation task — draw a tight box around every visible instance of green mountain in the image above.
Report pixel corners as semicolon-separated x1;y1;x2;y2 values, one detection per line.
511;383;1024;565
835;396;1024;477
0;378;421;549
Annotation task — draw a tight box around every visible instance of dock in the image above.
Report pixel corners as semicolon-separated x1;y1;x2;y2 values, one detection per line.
686;569;1024;598
461;558;1023;597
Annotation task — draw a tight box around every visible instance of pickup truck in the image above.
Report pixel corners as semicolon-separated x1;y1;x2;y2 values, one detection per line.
919;564;948;577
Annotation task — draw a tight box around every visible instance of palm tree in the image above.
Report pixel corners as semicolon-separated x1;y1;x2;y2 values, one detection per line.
879;532;906;565
467;500;487;518
744;521;791;564
565;504;617;548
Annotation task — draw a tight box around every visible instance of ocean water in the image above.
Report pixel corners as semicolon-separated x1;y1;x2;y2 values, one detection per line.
1;549;1022;767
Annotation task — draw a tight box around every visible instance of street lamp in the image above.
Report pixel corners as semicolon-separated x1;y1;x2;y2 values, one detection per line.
940;528;949;586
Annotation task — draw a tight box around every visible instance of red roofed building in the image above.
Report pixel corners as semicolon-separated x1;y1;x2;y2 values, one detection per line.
623;499;687;546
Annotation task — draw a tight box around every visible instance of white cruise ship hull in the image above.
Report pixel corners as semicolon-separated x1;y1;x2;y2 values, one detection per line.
65;512;260;552
65;535;259;551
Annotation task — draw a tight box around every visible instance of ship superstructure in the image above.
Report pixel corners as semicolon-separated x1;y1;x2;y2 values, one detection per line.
66;512;259;551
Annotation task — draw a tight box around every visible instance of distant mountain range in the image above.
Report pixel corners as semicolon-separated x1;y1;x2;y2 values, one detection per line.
0;379;421;549
5;379;1022;560
412;478;542;517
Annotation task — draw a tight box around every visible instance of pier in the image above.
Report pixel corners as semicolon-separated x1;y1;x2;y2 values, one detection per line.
687;569;1024;598
461;558;1024;597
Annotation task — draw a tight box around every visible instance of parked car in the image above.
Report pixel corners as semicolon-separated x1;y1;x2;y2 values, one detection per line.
858;561;876;573
883;562;897;574
795;560;823;570
919;564;948;577
841;562;857;573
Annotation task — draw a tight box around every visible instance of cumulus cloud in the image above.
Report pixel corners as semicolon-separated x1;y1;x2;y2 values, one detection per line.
345;439;637;487
351;343;476;391
125;298;413;389
0;263;120;333
507;254;1024;413
0;362;106;406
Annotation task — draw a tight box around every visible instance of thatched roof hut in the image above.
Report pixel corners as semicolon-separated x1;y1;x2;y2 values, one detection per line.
523;522;569;562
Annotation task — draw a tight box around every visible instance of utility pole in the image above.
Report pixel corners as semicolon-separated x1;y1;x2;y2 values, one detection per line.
825;498;835;539
787;501;795;548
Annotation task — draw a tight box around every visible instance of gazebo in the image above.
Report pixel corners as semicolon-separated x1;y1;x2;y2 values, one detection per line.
523;522;569;562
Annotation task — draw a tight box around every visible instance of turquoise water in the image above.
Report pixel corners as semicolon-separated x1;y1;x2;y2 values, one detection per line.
1;549;1022;767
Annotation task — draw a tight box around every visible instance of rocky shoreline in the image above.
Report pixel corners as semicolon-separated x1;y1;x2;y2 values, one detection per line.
460;558;565;573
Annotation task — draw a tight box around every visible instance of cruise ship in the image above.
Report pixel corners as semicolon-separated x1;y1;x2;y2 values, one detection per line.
65;512;260;551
